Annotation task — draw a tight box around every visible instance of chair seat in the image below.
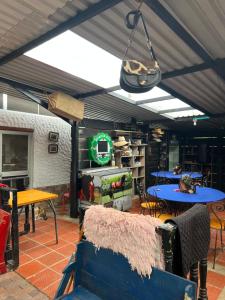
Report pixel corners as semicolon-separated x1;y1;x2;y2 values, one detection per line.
60;285;101;300
157;213;174;222
210;219;225;230
141;202;157;209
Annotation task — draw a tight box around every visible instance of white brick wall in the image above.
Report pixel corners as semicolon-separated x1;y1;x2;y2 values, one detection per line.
0;110;71;187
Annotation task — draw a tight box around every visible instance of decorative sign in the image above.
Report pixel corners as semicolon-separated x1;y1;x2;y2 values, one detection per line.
88;133;113;166
48;144;58;153
49;131;59;142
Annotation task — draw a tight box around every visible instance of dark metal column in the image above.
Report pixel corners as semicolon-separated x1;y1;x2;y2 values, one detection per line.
70;121;79;218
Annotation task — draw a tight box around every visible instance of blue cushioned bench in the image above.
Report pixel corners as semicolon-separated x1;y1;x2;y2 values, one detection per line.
55;240;196;300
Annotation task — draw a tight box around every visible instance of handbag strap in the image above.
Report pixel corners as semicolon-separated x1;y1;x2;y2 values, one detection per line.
123;6;158;64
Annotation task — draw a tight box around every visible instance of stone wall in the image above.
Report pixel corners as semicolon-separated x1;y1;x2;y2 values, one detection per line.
0;110;71;188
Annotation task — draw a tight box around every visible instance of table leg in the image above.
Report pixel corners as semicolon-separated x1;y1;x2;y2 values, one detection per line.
23;205;30;234
31;204;35;233
48;200;58;244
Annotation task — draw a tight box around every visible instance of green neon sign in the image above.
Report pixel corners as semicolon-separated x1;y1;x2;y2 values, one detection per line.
88;132;113;166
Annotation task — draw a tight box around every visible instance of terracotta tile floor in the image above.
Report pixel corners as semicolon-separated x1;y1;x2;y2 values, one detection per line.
14;206;225;300
16;217;79;299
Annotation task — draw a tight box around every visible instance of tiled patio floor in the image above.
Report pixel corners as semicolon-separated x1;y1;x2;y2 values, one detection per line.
16;217;79;299
1;205;225;299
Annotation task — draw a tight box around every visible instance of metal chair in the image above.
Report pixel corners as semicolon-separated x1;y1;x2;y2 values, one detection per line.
140;189;174;221
208;202;225;268
140;192;159;216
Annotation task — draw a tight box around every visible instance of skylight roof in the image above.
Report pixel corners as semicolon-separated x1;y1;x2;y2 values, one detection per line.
25;30;204;121
112;87;170;101
162;109;204;119
143;98;189;112
26;31;121;88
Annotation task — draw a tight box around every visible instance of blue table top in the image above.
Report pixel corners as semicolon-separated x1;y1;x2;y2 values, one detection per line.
151;171;202;179
147;184;225;203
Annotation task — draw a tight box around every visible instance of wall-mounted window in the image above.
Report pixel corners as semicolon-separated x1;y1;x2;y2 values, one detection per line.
0;131;32;177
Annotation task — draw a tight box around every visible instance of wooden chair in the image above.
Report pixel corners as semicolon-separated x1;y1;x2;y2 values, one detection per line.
210;218;225;269
208;202;225;268
54;240;196;300
140;192;159;216
56;205;209;300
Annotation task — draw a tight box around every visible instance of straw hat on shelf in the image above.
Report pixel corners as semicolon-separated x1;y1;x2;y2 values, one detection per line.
113;136;129;147
152;128;164;135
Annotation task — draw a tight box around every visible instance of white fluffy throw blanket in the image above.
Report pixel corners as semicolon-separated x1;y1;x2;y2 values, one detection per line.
83;206;164;277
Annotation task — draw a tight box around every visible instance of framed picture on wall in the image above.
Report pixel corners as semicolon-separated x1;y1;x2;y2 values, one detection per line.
49;131;59;142
48;144;58;154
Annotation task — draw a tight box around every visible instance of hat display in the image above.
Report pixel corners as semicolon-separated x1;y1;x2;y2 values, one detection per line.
154;138;162;143
151;127;164;142
152;128;164;136
113;136;129;147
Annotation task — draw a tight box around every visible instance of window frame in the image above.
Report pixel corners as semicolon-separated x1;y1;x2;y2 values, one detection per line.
0;130;32;178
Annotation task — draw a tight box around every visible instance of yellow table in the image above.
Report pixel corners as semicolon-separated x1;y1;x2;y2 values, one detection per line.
9;189;59;243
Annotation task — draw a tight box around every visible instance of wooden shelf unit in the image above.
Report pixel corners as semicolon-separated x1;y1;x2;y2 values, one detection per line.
115;144;146;195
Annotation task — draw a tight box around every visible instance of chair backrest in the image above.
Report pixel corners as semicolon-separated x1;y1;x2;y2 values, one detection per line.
75;240;196;300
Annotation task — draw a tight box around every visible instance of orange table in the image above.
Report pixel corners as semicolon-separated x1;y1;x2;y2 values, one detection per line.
9;189;59;243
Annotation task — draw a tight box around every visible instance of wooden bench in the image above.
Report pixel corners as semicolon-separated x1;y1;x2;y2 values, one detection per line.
55;240;196;300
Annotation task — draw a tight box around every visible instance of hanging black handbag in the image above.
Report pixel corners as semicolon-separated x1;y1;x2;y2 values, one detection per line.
120;10;161;93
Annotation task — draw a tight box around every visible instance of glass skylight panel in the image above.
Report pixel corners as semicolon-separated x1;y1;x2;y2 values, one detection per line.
25;30;202;121
26;30;121;88
143;98;190;111
112;87;170;102
162;109;204;119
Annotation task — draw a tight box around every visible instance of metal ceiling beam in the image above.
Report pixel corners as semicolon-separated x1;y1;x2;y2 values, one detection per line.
75;85;120;99
15;88;48;109
159;106;193;114
75;58;225;100
137;95;174;105
0;75;212;117
162;64;207;80
163;57;225;80
0;75;53;94
146;0;225;82
158;82;212;116
0;0;122;66
77;81;212;116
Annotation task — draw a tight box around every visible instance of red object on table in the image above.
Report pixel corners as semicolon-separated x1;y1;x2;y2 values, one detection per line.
0;209;10;274
0;184;8;187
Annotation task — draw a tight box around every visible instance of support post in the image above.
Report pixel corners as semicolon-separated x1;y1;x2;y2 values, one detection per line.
70;121;79;218
157;222;176;273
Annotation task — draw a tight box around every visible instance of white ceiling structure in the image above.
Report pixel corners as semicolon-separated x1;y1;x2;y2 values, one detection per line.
0;0;224;129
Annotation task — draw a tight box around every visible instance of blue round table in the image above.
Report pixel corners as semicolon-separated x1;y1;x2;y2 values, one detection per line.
151;171;202;180
147;184;225;203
